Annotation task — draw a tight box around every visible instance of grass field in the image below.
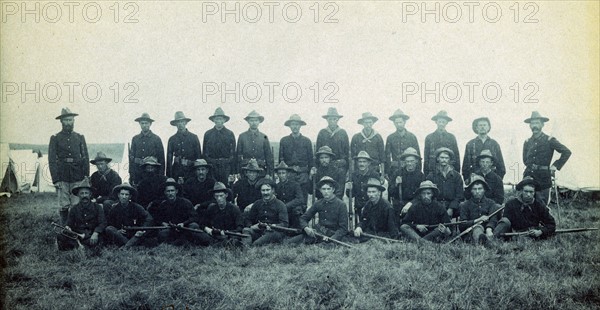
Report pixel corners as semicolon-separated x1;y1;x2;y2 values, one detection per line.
1;193;600;309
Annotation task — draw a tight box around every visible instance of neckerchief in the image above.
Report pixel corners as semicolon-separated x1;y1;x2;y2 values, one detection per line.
361;129;378;143
326;126;341;138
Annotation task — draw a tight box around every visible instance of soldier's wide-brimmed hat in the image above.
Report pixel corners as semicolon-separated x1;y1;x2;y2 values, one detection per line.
315;146;335;157
476;149;496;162
353;151;373;161
55;107;79;120
415;180;439;196
399;147;421;161
516;176;540;191
112;182;138;198
209;182;233;196
162;177;182;191
471;117;491;134
135;112;155;123
170;111;191;126
357;112;378;125
431;110;453;122
141;156;161;167
244;110;265;123
193;159;212;169
322;107;343;119
366;178;386;192
389;109;410;121
241;159;264;172
317;176;337;189
284;114;306;127
465;174;490;191
90;152;112;165
71;177;94;195
524;111;549;123
274;161;295;172
209;107;230;122
434;147;454;159
255;177;276;189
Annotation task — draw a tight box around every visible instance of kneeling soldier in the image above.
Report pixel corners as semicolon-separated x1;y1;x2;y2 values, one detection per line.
243;178;288;246
354;178;399;241
57;178;106;250
400;181;451;243
459;175;501;245
195;182;244;246
104;183;153;247
494;177;556;239
286;176;348;245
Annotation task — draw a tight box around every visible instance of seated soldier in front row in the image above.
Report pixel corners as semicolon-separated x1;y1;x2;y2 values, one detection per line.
57;178;106;250
194;182;244;246
353;178;399;241
104;183;153;247
400;180;452;243
242;178;289;246
285;176;348;245
493;177;556;240
458;175;501;245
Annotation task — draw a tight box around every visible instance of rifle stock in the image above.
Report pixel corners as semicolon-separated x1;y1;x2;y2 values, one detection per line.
447;205;505;244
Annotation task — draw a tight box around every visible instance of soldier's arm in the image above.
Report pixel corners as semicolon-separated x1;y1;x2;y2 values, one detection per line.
48;135;59;183
331;202;348;240
263;135;274;174
387;206;399;237
538;204;556;236
157;136;166;175
95;204;107;233
140;205;153;227
299;203;318;229
451;135;460;172
384;135;393;174
461;141;471;181
194;134;202;159
232;206;244;232
550;137;572;170
80;134;90;176
166;138;174;177
129;136;136;163
277;202;289;227
493;141;506;178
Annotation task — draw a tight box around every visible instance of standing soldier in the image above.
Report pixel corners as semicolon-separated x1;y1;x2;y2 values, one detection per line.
48;108;89;224
129;113;165;186
423;110;460;176
236;110;274;178
351;112;385;173
522;111;571;205
203;108;236;185
182;159;217;208
89;152;122;208
385;109;421;179
426;148;464;219
310;146;346;199
166;111;202;182
279;114;313;199
462;117;505;181
316;107;350;177
274;162;305;229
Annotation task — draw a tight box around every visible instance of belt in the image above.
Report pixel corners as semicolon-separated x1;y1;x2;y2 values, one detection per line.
173;157;194;166
62;158;75;163
134;158;144;165
530;164;549;170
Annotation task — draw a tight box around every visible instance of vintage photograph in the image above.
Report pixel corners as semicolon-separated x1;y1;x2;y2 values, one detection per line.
1;1;599;309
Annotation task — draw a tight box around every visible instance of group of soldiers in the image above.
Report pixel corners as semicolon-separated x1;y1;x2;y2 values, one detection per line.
49;106;571;249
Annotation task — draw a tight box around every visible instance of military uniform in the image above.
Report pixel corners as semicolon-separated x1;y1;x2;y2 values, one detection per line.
286;196;348;244
523;132;571;190
458;197;501;243
423;130;460;176
236;129;274;176
104;200;152;247
351;131;385;168
203;127;236;183
130;130;165;185
462;137;505;180
494;196;556;239
243;197;288;246
275;179;305;228
385;130;420;176
279;133;313;195
57;200;105;250
358;198;399;240
90;169;121;205
166;130;202;181
183;177;217;207
426;168;464;217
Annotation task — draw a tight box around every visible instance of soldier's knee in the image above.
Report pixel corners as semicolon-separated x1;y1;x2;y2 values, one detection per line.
498;217;511;226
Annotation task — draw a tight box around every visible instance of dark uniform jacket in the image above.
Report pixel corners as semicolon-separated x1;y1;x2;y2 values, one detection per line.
316;126;350;169
148;197;195;226
48;130;89;183
279;134;313;170
502;196;556;237
203;126;236;175
90;169;122;203
423;130;460;176
359;198;399;237
198;202;244;232
66;202;106;234
389;168;425;204
462;137;505;180
385;130;421;175
166;130;202;180
459;197;501;231
232;179;261;211
130;130;165;183
136;173;167;208
300;196;348;240
402;200;451;231
523;132;571;190
105;201;152;237
351;130;385;167
312;164;345;199
350;169;381;210
236;129;274;175
182;177;216;206
464;170;505;204
426;168;464;213
275;179;306;214
245;197;288;227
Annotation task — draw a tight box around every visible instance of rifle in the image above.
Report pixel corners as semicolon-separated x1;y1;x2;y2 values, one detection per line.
501;227;598;237
52;222;85;240
263;223;356;249
447;205;505;244
210;227;250;238
348;149;355;230
123;226;171;231
426;221;469;229
361;232;402;243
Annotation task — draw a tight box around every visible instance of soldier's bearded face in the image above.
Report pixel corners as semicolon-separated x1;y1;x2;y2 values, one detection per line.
95;161;109;173
319;155;331;166
476;120;490;135
437;153;450;166
436;119;448;130
367;187;381;202
357;159;370;170
361;119;374;130
139;120;151;132
77;188;91;204
529;119;544;134
521;185;535;203
247;118;260;130
212;116;225;128
479;158;493;172
118;189;131;204
394;118;406;131
144;165;156;173
420;189;433;204
326;117;339;128
319;184;335;199
195;167;208;181
214;192;227;206
61;117;74;131
405;156;417;172
471;183;485;200
165;186;178;201
261;184;274;200
288;122;301;134
277;170;288;182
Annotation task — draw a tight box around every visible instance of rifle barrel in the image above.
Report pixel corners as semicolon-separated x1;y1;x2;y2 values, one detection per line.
123;226;171;231
361;232;402;243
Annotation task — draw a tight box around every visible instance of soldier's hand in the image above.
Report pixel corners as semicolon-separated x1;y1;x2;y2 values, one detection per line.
529;229;543;237
251;224;260;230
204;227;213;235
485;228;493;238
64;225;72;231
310;167;317;176
89;232;99;245
396;176;402;185
475;215;489;223
401;202;413;214
118;228;127;235
177;223;184;228
228;175;236;183
437;224;447;233
54;182;61;189
346;182;352;190
322;236;330;242
354;227;363;237
219;230;225;236
304;227;316;238
447;209;454;218
416;225;428;233
161;222;169;227
135;231;145;237
550;165;557;173
265;225;272;231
